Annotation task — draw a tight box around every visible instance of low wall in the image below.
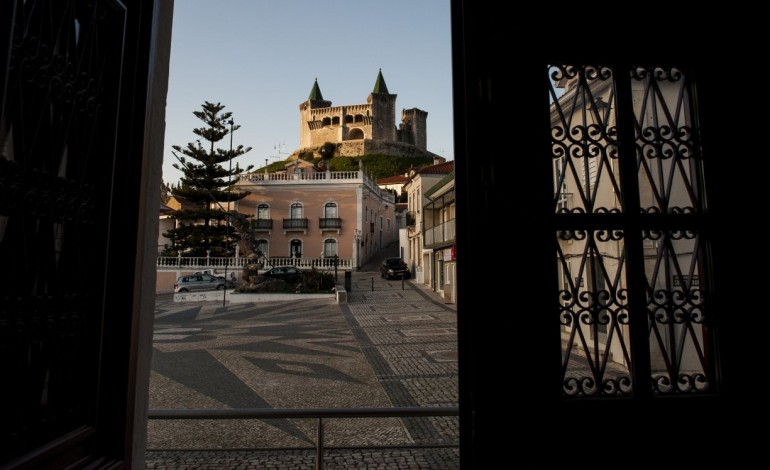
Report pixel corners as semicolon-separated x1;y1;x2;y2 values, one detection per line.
172;284;347;304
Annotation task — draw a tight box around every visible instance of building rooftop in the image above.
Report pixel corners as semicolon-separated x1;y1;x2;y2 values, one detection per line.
417;160;454;175
377;175;410;185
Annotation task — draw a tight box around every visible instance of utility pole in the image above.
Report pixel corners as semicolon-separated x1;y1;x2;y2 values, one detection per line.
223;119;234;306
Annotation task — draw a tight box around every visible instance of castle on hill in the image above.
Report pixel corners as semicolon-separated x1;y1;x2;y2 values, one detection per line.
291;69;443;161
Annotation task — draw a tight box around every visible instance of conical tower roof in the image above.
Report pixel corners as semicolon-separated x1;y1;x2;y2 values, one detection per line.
308;78;324;101
372;68;389;94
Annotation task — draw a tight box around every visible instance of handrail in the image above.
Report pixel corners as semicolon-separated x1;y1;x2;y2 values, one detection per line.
148;405;458;419
147;406;459;470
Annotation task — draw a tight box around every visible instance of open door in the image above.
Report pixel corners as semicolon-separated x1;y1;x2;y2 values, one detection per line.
0;1;172;468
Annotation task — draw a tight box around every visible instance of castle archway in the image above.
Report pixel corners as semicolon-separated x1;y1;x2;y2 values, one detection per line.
349;128;364;139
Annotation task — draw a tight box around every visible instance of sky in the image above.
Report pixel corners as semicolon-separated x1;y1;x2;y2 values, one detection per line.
162;0;454;186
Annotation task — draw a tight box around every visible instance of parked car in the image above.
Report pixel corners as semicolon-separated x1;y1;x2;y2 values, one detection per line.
263;266;303;284
174;273;235;292
380;257;411;280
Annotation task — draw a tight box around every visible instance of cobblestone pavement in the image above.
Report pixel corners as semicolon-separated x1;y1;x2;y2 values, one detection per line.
145;245;459;469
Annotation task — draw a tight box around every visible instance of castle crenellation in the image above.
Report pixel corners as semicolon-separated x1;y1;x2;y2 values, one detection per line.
293;70;440;161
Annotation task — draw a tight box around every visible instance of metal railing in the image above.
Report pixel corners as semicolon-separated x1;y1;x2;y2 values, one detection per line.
157;256;355;271
147;406;459;470
252;218;273;229
283;218;309;229
319;217;341;229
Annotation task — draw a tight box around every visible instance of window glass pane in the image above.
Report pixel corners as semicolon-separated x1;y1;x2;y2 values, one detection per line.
632;67;704;213
557;229;632;396
256;239;268;257
290;203;302;219
550;63;715;399
644;230;711;394
323;239;337;257
325;203;337;218
257;204;269;219
549;64;622;214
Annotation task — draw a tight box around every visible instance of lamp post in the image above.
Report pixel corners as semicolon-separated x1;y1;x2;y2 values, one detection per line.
353;229;362;271
222;119;234;306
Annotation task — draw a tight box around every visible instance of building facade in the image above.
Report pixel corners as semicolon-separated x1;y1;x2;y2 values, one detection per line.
402;161;455;285
234;161;397;271
423;170;456;302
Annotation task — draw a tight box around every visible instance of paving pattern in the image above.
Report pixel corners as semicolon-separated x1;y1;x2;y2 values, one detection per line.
145;248;459;469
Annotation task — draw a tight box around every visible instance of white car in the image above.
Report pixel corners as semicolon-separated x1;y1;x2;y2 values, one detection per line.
174;273;235;292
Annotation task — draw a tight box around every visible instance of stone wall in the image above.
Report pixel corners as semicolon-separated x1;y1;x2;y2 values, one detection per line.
290;140;441;160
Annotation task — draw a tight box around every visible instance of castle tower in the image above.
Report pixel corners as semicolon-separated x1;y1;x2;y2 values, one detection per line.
299;78;332;148
400;108;428;150
367;69;397;142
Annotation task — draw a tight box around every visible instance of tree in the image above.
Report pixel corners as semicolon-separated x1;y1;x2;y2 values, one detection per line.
160;179;171;204
162;101;254;257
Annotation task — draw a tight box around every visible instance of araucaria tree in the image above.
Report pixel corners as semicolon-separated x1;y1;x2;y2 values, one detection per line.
162;101;254;257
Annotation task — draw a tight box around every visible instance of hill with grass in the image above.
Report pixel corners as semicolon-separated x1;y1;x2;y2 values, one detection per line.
261;154;437;181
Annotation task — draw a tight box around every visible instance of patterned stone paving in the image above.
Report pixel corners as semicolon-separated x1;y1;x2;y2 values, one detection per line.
146;251;459;468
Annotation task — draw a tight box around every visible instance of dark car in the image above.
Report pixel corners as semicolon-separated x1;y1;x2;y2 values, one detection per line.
380;257;411;280
174;273;235;293
263;266;303;284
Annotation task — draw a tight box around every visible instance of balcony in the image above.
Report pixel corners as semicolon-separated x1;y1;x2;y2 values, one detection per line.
319;217;341;234
424;218;456;248
283;218;308;234
252;218;273;231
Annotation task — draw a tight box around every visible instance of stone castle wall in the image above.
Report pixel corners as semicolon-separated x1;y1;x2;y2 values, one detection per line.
298;86;429;155
290;140;442;161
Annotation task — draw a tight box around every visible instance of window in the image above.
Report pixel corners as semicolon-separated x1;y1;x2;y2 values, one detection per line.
550;63;716;398
323;239;337;257
290;239;302;258
254;203;272;230
257;204;269;219
324;202;337;219
255;239;268;257
290;203;303;219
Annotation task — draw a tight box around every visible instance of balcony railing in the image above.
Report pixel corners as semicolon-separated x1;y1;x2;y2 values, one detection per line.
147;406;459;470
245;170;361;182
406;211;416;227
283;218;309;230
319;217;341;229
157;256;354;271
424;219;456;247
252;218;273;230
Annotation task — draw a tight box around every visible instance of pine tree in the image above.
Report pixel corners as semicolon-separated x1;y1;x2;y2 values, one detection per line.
162;101;254;257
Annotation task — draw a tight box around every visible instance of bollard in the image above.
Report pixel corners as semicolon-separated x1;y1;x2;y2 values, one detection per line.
402;276;405;290
315;418;324;470
371;277;374;292
345;271;351;291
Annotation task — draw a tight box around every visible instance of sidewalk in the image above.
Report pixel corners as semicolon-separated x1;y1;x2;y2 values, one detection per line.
145;244;459;469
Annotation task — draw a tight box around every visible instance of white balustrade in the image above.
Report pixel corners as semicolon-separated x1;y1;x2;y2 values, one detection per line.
157;256;353;271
